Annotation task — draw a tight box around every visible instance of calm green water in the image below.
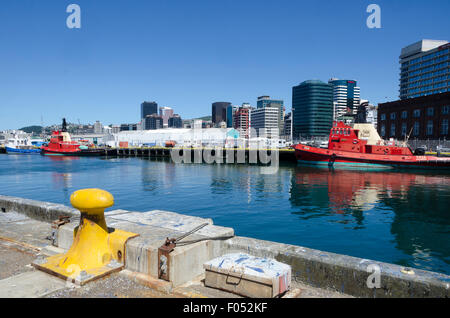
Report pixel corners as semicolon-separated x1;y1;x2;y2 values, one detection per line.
1;154;449;275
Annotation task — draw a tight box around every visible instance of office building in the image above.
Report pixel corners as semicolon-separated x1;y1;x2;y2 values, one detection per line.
283;112;292;139
120;123;138;131
328;78;361;120
399;40;450;99
250;106;280;137
144;114;163;130
257;96;284;132
93;121;103;134
141;101;158;121
226;105;239;128
378;92;450;140
159;107;174;128
233;105;250;138
168;114;183;128
292;80;334;137
212;102;231;125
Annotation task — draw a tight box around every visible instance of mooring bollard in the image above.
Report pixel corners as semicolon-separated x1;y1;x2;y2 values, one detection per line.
33;188;139;285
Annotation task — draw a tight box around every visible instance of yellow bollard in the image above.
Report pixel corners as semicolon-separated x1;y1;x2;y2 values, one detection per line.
33;188;138;285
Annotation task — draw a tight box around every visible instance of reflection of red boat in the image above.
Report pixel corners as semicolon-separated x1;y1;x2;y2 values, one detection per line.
294;122;450;170
41;119;104;157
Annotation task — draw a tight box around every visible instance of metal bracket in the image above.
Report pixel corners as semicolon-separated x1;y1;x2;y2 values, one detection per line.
158;238;176;281
48;216;71;246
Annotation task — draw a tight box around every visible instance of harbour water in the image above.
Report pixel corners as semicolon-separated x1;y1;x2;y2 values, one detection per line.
1;154;449;275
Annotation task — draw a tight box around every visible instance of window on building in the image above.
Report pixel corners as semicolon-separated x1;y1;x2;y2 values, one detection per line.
380;114;386;121
390;124;396;136
413;109;421;118
442;106;450;115
390;112;396;120
427;120;434;135
381;124;386;137
413;122;420;136
401;123;407;136
442;119;449;135
401;111;408;119
427;107;434;116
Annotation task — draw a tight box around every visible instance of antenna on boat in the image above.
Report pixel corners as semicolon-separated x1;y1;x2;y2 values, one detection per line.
404;127;414;146
62;118;67;132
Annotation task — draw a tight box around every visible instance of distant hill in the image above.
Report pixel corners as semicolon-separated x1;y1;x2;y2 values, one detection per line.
19;125;43;134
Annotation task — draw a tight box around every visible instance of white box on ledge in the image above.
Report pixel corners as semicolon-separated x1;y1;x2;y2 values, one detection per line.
203;253;291;298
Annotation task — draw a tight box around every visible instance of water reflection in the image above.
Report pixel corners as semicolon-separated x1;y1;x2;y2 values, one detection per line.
290;167;450;271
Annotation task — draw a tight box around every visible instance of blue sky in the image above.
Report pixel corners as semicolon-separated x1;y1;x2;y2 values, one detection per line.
1;0;449;129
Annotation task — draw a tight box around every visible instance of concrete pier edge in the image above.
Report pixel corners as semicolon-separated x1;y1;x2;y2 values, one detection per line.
1;194;449;298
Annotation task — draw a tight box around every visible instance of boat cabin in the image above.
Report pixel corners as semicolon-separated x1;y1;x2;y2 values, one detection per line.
328;122;413;156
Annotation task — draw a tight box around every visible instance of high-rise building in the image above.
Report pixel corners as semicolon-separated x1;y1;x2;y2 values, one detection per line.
328;78;360;120
256;96;284;133
159;107;174;128
250;106;280;137
141;101;158;121
168;114;183;128
292;80;334;137
226;105;239;128
399;40;450;100
212;102;231;125
94;121;103;134
233;104;250;138
144;114;163;130
283;112;292;139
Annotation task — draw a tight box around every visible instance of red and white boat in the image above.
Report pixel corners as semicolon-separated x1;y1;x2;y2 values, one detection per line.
293;122;450;170
41;119;104;156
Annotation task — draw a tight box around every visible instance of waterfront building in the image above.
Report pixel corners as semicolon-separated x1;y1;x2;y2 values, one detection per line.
212;102;231;125
141;101;158;121
120;123;138;131
226;105;239;128
283;112;292;139
144;114;163;130
111;125;120;134
292;80;334;138
328;78;361;120
111;128;241;148
399;40;450;100
168;114;183;128
256;96;284;133
94;121;103;134
159;107;174;128
377;92;450;140
233;105;250;138
250;105;280;137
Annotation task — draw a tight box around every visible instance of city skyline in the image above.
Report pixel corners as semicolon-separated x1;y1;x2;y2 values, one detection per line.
1;0;450;130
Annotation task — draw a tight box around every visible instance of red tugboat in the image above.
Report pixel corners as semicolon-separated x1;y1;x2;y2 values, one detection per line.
294;122;450;170
41;119;104;156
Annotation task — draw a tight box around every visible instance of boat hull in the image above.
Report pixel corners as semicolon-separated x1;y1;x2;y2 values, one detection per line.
5;147;41;154
41;149;104;157
295;145;450;170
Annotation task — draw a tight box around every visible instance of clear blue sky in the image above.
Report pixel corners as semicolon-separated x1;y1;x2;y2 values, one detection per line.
1;0;449;129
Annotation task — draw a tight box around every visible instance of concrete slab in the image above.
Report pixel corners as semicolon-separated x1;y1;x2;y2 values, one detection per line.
0;211;29;223
0;213;52;249
108;210;214;233
0;270;66;298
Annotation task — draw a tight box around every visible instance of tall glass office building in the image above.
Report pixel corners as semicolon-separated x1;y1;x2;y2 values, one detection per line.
212;102;231;125
399;40;450;99
292;80;333;137
328;78;360;120
141;101;158;121
256;96;284;133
